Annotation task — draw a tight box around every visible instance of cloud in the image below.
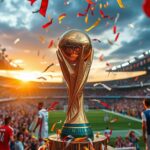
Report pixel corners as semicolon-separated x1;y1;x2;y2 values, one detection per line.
0;0;149;72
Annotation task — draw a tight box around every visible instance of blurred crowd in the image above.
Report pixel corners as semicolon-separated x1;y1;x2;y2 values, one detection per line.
0;101;39;150
115;131;140;150
111;99;144;119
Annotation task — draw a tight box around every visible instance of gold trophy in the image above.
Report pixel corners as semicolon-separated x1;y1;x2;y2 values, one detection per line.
57;29;94;139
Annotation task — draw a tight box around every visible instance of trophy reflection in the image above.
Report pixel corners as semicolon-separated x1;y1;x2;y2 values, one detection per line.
57;30;94;140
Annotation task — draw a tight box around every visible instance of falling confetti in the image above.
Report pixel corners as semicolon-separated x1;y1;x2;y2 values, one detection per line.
104;1;109;8
99;54;104;61
113;25;117;34
86;0;95;5
99;3;102;9
114;33;120;41
58;13;67;24
39;0;49;17
47;101;59;111
85;14;88;24
107;39;114;45
48;40;54;48
110;118;118;123
114;13;120;24
37;76;47;80
42;18;53;29
39;35;46;44
117;0;125;8
91;99;111;108
77;4;91;17
42;63;54;72
14;38;20;44
28;0;36;6
92;38;101;43
85;18;101;32
73;137;87;142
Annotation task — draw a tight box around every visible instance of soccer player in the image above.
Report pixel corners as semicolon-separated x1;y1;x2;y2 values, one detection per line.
0;116;14;150
33;102;49;145
141;99;150;150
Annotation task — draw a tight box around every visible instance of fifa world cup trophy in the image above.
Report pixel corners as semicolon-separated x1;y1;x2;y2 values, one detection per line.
57;30;94;140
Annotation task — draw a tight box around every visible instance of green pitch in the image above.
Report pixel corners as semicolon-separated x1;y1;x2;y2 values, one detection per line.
48;110;144;148
48;110;141;131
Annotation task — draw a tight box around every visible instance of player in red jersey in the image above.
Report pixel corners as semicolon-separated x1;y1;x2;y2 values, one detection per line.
0;116;14;150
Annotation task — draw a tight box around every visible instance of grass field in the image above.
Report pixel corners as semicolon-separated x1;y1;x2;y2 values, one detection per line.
48;110;145;149
49;110;141;130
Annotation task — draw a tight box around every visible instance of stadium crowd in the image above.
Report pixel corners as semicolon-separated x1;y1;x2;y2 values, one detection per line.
111;99;144;119
0;101;39;150
115;131;140;149
0;98;144;150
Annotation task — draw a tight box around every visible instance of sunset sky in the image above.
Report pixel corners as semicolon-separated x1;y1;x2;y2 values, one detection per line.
0;0;149;82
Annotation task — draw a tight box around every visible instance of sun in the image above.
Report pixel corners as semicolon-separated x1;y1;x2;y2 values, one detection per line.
15;71;41;82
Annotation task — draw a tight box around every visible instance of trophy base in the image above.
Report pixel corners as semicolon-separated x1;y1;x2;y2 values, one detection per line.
48;134;113;150
61;123;94;140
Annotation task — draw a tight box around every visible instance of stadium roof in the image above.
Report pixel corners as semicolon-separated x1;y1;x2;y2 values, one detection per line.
0;50;23;70
108;50;150;72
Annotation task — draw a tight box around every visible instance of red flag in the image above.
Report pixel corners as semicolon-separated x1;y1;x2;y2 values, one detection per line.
39;0;49;17
42;19;53;29
142;0;150;17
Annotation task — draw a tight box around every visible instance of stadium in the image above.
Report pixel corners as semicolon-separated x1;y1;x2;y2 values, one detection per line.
1;0;150;149
0;48;150;149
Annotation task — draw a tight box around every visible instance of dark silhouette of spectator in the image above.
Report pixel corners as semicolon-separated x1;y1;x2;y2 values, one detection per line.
141;99;150;150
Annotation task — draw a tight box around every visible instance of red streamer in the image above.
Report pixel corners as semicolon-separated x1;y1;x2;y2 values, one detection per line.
99;10;105;18
39;0;49;17
28;0;36;5
77;4;92;17
99;100;111;109
113;25;117;34
48;40;54;48
42;19;53;29
77;13;86;17
86;0;95;5
47;102;59;111
115;33;120;42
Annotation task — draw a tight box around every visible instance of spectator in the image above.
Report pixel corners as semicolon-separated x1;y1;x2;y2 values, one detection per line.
124;137;133;147
115;136;124;148
0;116;14;150
141;99;150;150
15;132;24;150
128;131;140;150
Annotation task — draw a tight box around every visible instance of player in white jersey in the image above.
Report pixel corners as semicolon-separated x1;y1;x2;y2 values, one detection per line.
33;102;49;144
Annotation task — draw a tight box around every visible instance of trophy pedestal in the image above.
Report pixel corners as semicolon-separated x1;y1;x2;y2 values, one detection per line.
61;123;94;140
48;134;111;150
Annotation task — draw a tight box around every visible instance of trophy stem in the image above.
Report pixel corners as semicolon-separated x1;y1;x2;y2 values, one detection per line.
61;93;94;140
